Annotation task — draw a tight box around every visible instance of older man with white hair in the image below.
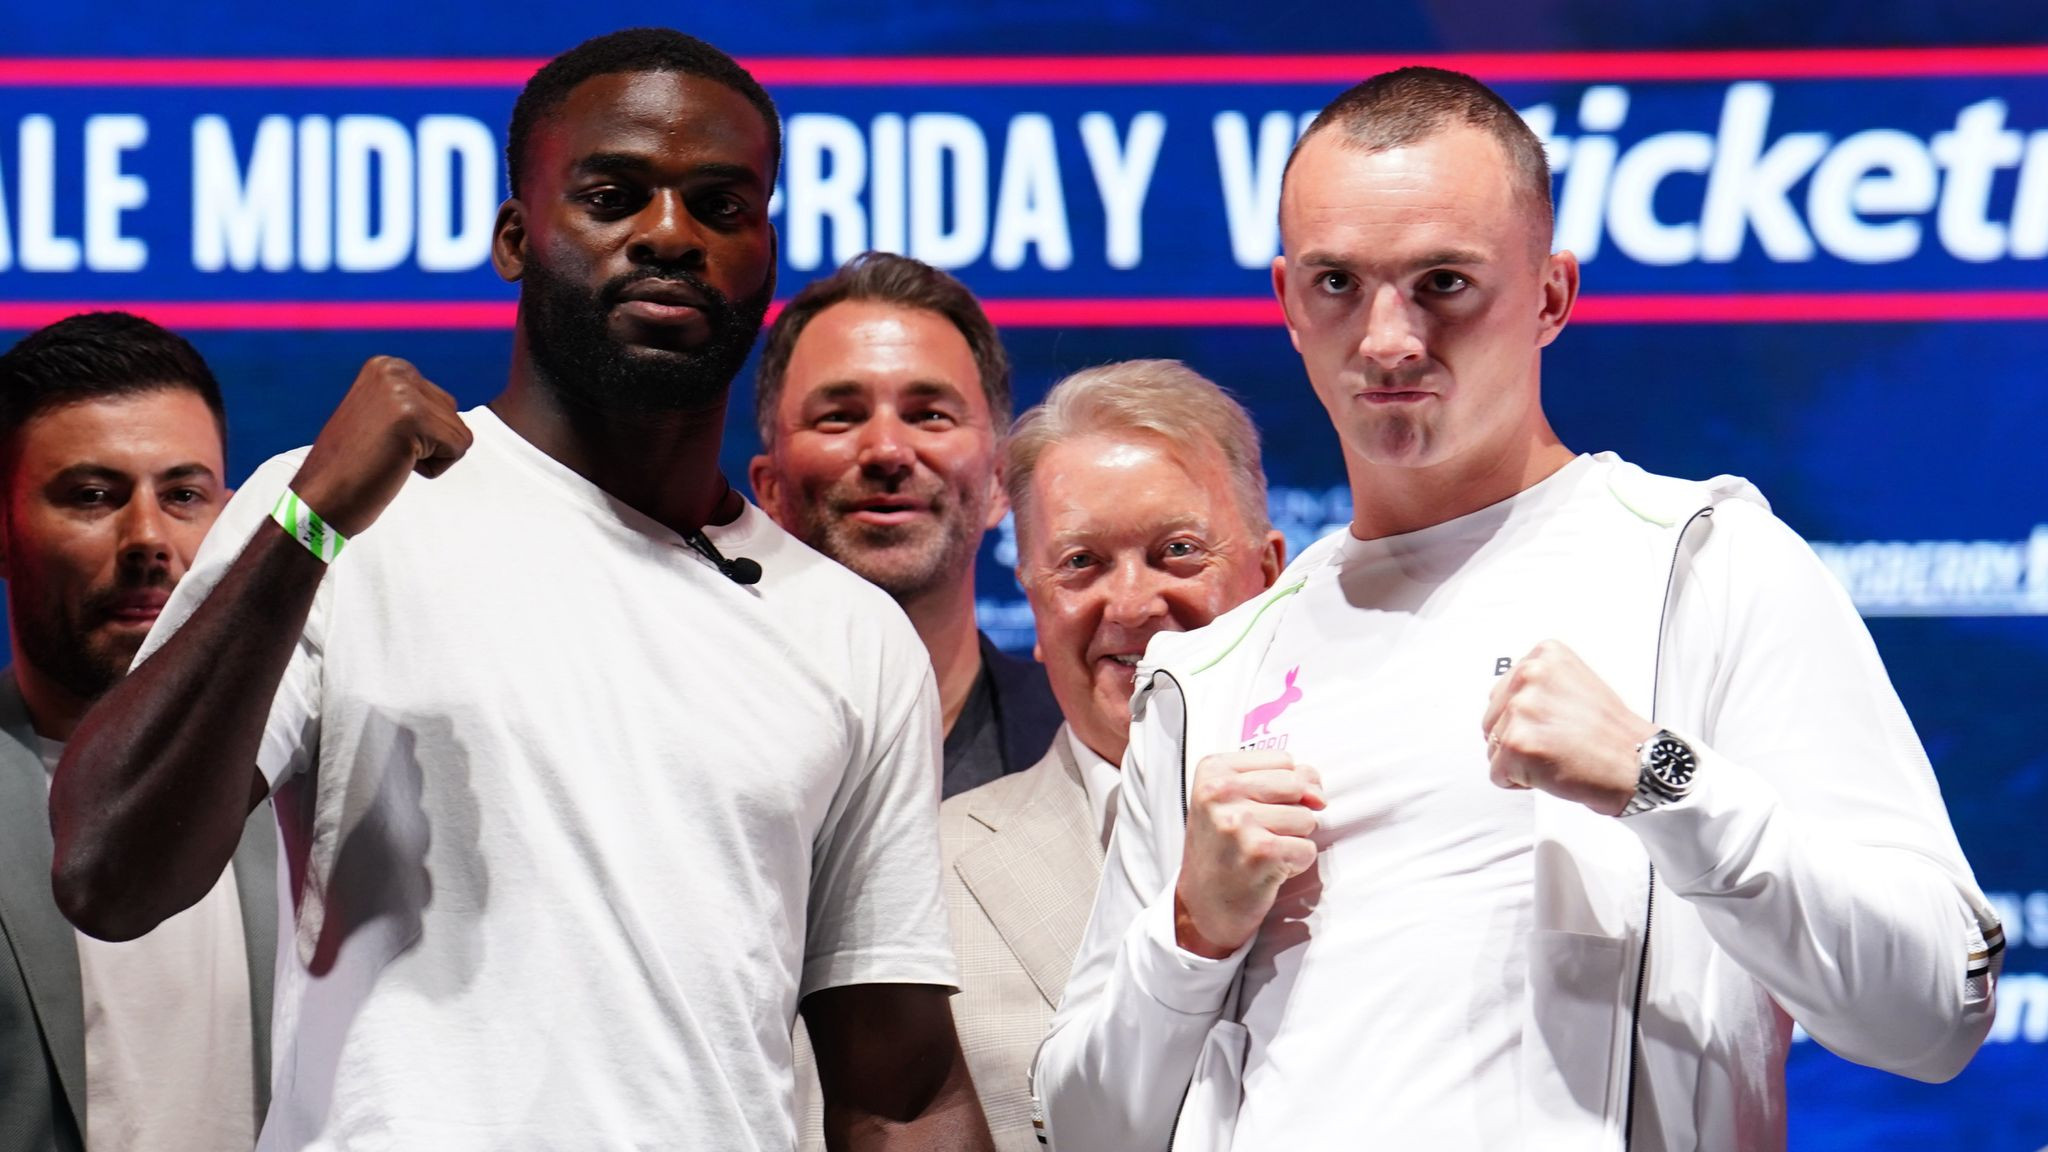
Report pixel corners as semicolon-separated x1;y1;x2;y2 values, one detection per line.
938;360;1283;1151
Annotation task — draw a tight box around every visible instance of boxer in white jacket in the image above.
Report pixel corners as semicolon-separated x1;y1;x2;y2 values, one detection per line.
1031;67;2002;1152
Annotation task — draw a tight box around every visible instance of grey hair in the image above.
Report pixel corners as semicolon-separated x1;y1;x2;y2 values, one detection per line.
1005;359;1270;543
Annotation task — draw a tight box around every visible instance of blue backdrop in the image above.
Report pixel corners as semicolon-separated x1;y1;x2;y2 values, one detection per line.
3;3;2044;1147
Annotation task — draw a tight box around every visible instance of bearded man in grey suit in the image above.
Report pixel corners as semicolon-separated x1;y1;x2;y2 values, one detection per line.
941;360;1284;1150
0;313;273;1152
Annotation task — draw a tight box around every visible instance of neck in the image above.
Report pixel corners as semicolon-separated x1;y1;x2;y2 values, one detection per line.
8;641;89;743
1079;728;1126;770
1346;426;1576;542
900;568;985;735
492;346;737;535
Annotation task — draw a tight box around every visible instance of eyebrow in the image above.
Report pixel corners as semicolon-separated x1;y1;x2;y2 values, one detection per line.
803;380;970;405
1298;247;1491;270
1043;514;1208;551
49;462;220;486
573;153;763;190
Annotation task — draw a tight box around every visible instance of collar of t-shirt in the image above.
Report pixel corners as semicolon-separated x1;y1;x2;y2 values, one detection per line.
1066;726;1120;852
1334;453;1597;569
464;405;767;561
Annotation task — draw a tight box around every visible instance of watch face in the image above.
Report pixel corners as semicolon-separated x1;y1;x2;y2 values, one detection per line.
1646;735;1698;793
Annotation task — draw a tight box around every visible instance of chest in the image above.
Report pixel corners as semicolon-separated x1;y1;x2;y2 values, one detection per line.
1239;536;1662;839
313;512;862;853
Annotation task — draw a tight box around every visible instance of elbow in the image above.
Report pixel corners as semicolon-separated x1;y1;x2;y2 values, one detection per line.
50;844;162;943
1896;1005;1995;1085
1886;1029;1985;1085
1805;991;1994;1085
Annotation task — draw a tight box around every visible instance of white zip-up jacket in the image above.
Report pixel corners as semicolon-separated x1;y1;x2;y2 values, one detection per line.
1032;454;2003;1152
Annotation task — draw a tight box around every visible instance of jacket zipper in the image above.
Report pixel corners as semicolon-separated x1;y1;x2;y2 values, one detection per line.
1622;505;1715;1151
1158;667;1193;1149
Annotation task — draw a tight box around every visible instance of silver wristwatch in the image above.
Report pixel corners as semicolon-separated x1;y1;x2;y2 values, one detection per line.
1619;729;1698;817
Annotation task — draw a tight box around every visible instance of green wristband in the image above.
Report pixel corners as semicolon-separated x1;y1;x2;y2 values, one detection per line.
271;489;348;563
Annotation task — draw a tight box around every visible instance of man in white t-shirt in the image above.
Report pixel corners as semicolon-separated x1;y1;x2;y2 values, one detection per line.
1033;67;2004;1151
937;360;1282;1150
1;312;273;1152
47;29;993;1152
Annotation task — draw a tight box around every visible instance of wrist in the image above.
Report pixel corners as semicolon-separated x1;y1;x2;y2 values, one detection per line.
271;488;350;563
1617;728;1701;818
1172;885;1241;960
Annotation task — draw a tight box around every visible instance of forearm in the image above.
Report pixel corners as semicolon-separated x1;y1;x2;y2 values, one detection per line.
52;522;324;940
1629;748;1999;1081
1035;898;1242;1150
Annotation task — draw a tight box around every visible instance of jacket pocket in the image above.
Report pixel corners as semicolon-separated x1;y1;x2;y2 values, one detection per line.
1170;1017;1249;1152
1521;929;1629;1151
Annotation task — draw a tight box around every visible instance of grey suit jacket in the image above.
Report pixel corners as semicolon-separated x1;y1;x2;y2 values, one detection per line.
942;726;1105;1152
0;671;276;1152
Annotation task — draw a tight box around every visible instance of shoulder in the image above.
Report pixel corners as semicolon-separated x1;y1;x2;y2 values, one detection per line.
1587;452;1770;529
941;742;1066;835
731;506;931;677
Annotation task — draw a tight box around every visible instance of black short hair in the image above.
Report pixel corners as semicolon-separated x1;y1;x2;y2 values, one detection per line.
0;311;228;478
506;27;782;200
756;252;1011;447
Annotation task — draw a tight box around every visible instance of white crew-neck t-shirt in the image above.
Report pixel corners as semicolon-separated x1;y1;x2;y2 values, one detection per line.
37;740;255;1152
142;407;956;1151
1228;455;1620;1149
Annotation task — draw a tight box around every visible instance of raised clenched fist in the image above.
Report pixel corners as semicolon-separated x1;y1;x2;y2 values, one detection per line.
1481;639;1658;816
1174;750;1325;959
289;356;473;538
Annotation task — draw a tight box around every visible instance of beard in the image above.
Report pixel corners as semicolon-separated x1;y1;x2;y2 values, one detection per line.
519;257;774;416
12;574;165;704
785;480;990;604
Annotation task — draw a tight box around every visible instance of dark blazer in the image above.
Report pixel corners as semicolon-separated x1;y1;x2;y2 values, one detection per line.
0;671;275;1151
979;632;1064;780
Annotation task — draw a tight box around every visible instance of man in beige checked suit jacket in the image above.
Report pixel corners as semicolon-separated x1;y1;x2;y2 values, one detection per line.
941;360;1284;1151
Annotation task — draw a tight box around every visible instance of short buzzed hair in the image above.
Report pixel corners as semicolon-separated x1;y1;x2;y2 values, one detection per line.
1005;359;1269;544
1288;66;1553;240
0;311;226;481
506;27;781;199
755;251;1010;446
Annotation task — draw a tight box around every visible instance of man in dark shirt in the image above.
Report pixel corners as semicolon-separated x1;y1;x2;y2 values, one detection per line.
752;252;1059;796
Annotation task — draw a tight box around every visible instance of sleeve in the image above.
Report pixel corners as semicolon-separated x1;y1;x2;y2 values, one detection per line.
135;450;325;791
1032;672;1251;1151
800;610;958;998
1623;499;2002;1083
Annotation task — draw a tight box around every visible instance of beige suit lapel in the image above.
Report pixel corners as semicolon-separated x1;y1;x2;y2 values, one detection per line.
953;735;1106;1009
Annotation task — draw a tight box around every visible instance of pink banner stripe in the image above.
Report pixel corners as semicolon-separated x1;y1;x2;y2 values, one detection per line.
6;293;2048;331
1;46;2045;88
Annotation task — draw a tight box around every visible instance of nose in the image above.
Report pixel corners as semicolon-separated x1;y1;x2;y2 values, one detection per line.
1102;557;1171;632
1356;283;1426;372
626;190;704;268
856;411;915;477
114;495;173;571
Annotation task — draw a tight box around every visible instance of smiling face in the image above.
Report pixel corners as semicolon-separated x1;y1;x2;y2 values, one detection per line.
495;69;778;414
1273;124;1576;482
750;300;1004;602
1;388;226;706
1019;432;1281;764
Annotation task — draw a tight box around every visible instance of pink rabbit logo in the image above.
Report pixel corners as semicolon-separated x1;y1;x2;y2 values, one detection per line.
1240;666;1304;743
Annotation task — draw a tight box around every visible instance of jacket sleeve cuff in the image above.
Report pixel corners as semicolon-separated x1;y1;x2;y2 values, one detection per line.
1618;736;1782;894
1127;888;1253;1016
